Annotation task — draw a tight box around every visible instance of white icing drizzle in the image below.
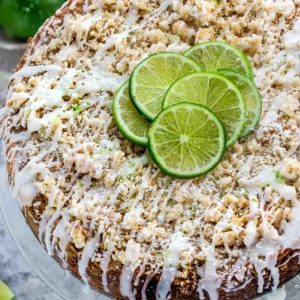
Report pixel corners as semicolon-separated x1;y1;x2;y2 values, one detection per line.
134;264;146;287
240;165;298;293
120;265;136;300
13;150;49;208
132;165;152;207
197;245;222;300
142;271;157;300
78;224;104;287
52;213;71;267
157;232;191;299
266;287;287;300
284;19;300;49
156;267;177;300
44;195;66;255
13;65;63;78
100;252;111;293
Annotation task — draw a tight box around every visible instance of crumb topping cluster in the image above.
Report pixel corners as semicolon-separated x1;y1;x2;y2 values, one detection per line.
0;0;299;299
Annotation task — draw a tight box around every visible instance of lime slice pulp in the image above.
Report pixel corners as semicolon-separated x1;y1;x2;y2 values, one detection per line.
129;52;200;121
163;72;246;147
218;69;262;138
113;81;150;147
184;41;253;78
0;281;14;300
148;103;226;179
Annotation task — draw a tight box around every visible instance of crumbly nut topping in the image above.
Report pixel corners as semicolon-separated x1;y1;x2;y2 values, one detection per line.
0;0;300;298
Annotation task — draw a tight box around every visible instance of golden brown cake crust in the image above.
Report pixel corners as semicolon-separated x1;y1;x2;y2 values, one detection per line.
3;0;300;299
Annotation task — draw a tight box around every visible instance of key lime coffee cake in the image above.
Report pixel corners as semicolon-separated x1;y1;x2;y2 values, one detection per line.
0;0;300;299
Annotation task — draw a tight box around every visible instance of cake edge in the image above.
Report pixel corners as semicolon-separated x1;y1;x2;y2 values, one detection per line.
6;0;300;299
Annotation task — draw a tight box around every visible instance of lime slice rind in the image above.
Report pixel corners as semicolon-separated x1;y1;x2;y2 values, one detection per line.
148;103;226;179
0;281;14;300
129;52;200;121
113;81;150;147
218;69;262;138
163;72;247;147
184;41;254;79
114;42;258;178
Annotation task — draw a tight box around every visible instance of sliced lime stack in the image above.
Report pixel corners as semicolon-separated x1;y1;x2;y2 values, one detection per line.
184;41;253;78
113;81;150;147
148;103;226;178
113;40;260;179
129;52;200;120
218;69;262;137
0;281;14;300
163;72;246;147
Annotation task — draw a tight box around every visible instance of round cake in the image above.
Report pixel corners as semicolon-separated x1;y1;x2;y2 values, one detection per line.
1;0;300;299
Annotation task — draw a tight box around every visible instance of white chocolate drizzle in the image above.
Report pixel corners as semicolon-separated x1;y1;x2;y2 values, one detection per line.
120;265;136;300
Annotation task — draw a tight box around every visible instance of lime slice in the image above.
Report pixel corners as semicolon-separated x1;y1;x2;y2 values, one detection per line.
218;69;262;137
129;52;200;120
0;281;14;300
113;81;150;147
184;41;253;78
148;103;226;179
163;72;246;147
